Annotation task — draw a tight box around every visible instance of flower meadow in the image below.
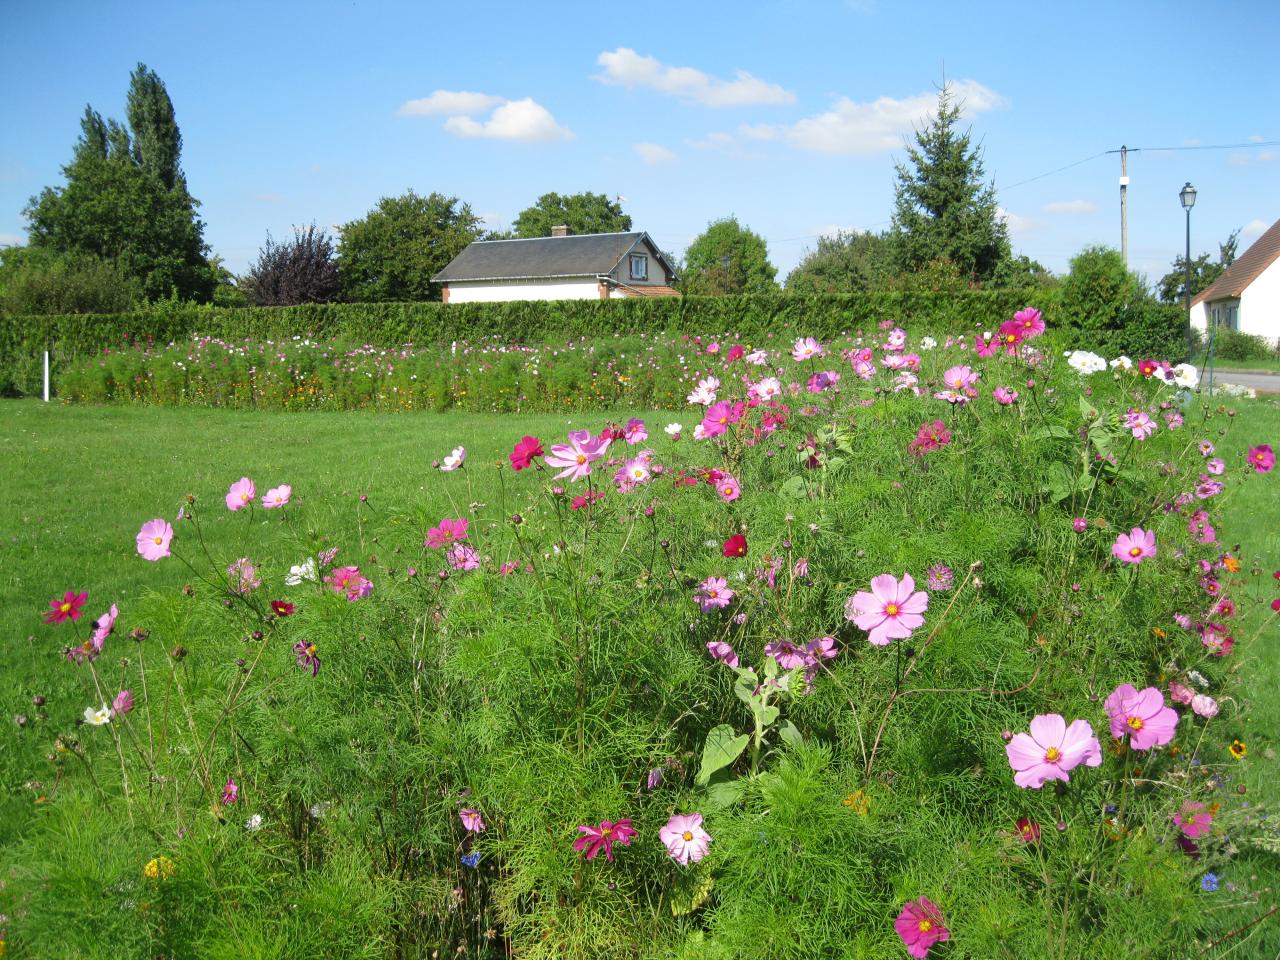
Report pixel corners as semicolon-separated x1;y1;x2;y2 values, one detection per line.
7;315;1280;959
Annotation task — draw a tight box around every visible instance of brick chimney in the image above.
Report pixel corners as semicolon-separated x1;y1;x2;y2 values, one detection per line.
551;224;571;237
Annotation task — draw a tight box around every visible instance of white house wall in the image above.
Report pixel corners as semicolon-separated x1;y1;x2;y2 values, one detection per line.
446;278;601;303
1239;258;1280;343
1190;301;1207;333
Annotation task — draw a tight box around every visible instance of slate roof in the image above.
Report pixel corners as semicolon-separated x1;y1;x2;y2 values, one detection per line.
432;232;677;283
1192;217;1280;305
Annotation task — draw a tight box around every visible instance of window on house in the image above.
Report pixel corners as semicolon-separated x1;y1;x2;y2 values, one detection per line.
629;254;648;281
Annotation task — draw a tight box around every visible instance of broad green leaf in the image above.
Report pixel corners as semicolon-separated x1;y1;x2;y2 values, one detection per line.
696;724;749;785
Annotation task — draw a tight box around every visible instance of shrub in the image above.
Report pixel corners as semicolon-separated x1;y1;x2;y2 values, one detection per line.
1058;246;1184;360
1209;327;1273;362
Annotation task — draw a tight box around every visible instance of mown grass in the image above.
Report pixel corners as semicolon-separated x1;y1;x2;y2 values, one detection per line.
2;395;1277;957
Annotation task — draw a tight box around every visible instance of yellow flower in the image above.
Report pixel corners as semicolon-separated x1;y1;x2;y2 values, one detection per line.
1223;556;1241;573
1229;739;1247;760
842;790;870;815
143;856;175;880
1153;627;1166;639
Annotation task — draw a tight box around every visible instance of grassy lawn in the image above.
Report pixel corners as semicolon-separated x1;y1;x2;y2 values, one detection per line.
2;396;1277;955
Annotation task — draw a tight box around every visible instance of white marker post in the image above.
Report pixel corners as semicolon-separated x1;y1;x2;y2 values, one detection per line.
43;350;50;402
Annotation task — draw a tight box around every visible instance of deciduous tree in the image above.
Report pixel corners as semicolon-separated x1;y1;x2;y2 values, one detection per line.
513;192;631;238
680;217;778;296
242;225;341;306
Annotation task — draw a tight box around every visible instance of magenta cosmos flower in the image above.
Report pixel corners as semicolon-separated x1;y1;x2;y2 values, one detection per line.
111;688;134;717
1123;409;1157;440
293;639;321;676
844;573;928;646
43;590;87;625
1005;714;1102;789
573;818;637;863
706;640;740;667
623;418;648;444
136;518;174;561
716;475;742;503
1014;306;1045;338
425;517;469;549
226;476;256;512
326;565;373;601
1111;527;1156;565
1172;801;1213;839
261;484;292;509
1104;683;1179;750
696;576;734;612
221;776;239;805
660;812;712;865
459;808;486;833
544;429;611;482
894;897;950;959
993;386;1019;405
227;558;261;594
509;435;543;470
92;603;119;645
1248;444;1275;474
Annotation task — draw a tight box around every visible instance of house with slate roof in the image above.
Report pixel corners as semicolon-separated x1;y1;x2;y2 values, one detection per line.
1190;216;1280;345
433;227;680;303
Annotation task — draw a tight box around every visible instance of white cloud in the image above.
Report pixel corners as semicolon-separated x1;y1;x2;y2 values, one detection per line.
0;232;24;246
596;47;795;107
398;90;504;116
634;142;676;165
737;123;779;141
689;131;736;150
1242;218;1269;238
1248;134;1265;143
785;80;1005;155
1043;199;1096;215
443;99;574;143
997;206;1034;235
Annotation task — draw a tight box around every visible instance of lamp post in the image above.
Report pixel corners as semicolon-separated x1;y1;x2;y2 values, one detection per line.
1179;182;1196;362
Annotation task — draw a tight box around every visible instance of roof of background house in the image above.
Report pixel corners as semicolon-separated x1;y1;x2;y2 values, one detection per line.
1192;217;1280;305
432;231;678;283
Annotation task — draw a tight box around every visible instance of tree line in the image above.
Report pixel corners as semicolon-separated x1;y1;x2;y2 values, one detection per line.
0;66;1242;316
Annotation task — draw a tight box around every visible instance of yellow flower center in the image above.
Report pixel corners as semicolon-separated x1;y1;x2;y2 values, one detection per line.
241;493;249;502
919;920;933;932
1044;747;1062;762
60;602;71;612
1129;547;1142;557
682;831;694;841
154;536;164;545
1127;716;1144;730
722;486;733;496
306;644;316;656
576;454;586;464
885;603;900;616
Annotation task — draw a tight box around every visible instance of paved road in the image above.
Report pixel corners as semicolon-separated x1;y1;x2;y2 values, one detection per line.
1207;370;1280;394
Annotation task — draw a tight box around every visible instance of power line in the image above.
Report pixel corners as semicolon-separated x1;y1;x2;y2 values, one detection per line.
1106;139;1280;153
999;151;1110;192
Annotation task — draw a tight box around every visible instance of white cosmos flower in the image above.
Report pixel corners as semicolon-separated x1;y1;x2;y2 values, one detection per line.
285;557;318;586
245;813;264;832
664;423;683;438
441;446;467;471
1066;351;1107;375
84;704;112;726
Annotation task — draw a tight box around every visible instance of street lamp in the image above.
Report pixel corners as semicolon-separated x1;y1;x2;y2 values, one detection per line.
1180;182;1196;361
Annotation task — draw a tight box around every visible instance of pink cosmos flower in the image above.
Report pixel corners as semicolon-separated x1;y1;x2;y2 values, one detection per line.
426;517;469;549
752;377;783;402
700;400;740;439
706;640;740;667
1199;440;1215;456
136;518;174;561
446;542;481;572
696;576;734;612
1172;801;1213;839
1006;714;1103;788
1187;510;1216;545
844;573;928;646
687;376;719;406
1191;694;1219;718
1123;409;1157;440
226;558;261;595
221;776;239;805
261;484;292;509
895;897;950;959
326;565;373;601
92;603;119;645
544;430;611;482
112;689;134;717
993;386;1019;405
659;812;712;865
942;365;978;392
574;818;637;863
792;336;824;362
1248;444;1275;474
716;475;741;503
1111;527;1156;565
1014;306;1045;338
1105;683;1179;750
459;808;486;833
974;334;997;358
997;320;1024;354
908;420;951;457
226;477;256;512
623;418;648;444
441;446;466;471
1206;457;1225;475
509;435;543;470
1168;681;1194;705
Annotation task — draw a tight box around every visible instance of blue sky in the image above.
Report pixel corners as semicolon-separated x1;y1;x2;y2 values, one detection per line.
2;0;1277;285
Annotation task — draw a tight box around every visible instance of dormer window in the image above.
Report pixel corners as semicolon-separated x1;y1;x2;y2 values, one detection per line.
629;254;648;281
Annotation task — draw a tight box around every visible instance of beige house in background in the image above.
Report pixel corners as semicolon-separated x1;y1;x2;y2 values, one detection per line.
433;228;680;303
1190;217;1280;344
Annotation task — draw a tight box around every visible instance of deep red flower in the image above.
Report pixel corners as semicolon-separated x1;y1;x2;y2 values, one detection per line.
722;533;748;558
1015;817;1041;843
509;435;543;471
573;818;637;863
1138;359;1159;377
43;591;87;625
271;600;296;617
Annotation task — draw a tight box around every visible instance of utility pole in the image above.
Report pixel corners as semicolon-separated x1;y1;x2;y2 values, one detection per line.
1119;145;1129;265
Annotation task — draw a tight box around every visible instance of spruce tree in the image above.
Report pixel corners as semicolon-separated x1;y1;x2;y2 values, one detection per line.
888;84;1010;283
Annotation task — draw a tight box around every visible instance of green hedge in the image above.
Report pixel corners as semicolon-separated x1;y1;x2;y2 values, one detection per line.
3;291;1064;396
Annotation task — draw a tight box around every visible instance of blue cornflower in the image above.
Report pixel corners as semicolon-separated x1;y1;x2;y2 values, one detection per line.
460;851;482;869
1200;873;1219;892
